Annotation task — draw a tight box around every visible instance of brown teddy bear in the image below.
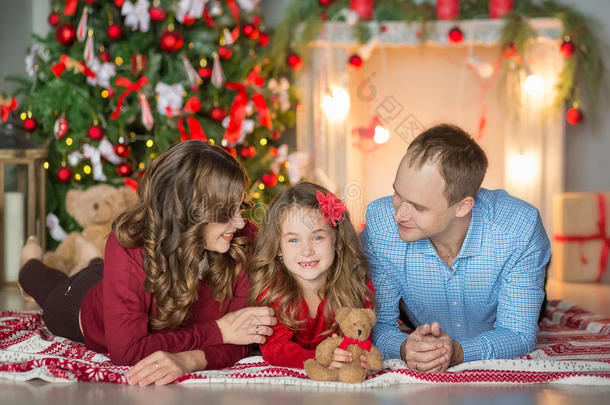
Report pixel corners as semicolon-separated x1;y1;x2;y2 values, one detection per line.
43;184;138;276
304;307;383;383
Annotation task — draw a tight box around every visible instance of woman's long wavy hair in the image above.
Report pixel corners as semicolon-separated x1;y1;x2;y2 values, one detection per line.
113;140;250;330
249;182;374;332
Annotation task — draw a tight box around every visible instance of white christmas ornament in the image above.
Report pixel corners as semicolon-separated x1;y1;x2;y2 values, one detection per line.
82;137;123;182
122;0;151;32
268;77;290;112
155;82;185;116
86;58;116;88
211;53;225;88
176;0;208;23
46;213;67;242
236;0;260;12
76;7;89;42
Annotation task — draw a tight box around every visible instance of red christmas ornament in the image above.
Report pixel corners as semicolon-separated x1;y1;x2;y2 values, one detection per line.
150;6;166;22
560;39;575;58
87;125;105;141
319;0;333;5
218;46;232;60
350;0;374;20
258;32;270;46
436;0;459;20
107;24;123;41
348;54;363;68
55;23;76;46
48;12;60;27
131;54;148;75
502;43;517;58
269;147;279;157
223;146;237;158
489;0;514;19
210;107;226;122
448;26;463;43
261;172;278;187
23;117;38;132
101;50;111;62
56;167;73;183
271;130;280;140
116;162;133;177
114;143;131;158
240;145;256;159
252;16;262;26
54;116;69;140
287;53;303;70
566;107;583;125
243;23;259;40
160;29;184;52
198;66;212;79
114;0;124;7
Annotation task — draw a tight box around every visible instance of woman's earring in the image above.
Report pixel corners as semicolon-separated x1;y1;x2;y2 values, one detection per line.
198;252;209;280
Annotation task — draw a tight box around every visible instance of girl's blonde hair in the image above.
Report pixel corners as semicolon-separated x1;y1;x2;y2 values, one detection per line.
249;182;374;331
113;140;250;330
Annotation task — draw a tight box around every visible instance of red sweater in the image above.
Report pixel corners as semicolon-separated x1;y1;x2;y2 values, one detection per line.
80;221;257;368
259;280;374;369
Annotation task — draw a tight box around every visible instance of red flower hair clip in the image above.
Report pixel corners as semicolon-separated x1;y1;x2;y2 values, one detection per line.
316;190;347;227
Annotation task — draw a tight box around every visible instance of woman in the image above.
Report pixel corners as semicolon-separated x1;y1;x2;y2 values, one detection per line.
19;141;276;386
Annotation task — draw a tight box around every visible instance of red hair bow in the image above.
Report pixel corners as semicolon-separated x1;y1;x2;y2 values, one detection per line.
316;190;347;227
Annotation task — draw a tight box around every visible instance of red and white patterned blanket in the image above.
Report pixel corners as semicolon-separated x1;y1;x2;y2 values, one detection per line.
1;300;609;386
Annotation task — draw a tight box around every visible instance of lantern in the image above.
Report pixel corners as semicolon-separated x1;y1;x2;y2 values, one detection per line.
0;120;47;285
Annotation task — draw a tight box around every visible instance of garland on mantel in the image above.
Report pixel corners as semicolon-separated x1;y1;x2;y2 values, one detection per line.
271;0;605;125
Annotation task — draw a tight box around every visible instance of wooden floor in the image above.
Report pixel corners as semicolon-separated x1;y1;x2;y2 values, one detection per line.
0;280;609;405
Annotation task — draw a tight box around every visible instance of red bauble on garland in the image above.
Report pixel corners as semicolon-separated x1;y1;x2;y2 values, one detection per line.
436;0;459;20
56;23;76;46
223;146;237;158
348;54;363;68
489;0;514;19
447;26;463;43
287;53;303;70
114;143;131;158
53;116;69;140
87;125;105;140
149;6;166;22
350;0;374;20
23;117;38;132
114;0;124;7
261;172;278;187
116;162;133;177
566;107;584;125
243;23;259;40
259;32;270;46
198;66;212;79
107;24;123;40
160;28;184;52
56;166;73;183
240;145;256;160
218;46;232;60
210;107;226;122
48;12;60;26
560;39;575;58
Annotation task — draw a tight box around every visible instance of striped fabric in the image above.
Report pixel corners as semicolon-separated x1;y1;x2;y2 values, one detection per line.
362;188;551;362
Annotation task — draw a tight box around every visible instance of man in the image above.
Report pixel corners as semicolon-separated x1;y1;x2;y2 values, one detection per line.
362;124;550;371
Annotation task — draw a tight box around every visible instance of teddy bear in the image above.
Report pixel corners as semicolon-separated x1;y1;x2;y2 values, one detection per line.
43;184;138;276
304;307;383;383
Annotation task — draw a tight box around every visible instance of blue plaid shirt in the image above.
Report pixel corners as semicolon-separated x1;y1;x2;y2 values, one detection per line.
362;188;550;363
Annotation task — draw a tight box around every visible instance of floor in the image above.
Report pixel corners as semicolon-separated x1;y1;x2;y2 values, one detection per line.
0;280;609;405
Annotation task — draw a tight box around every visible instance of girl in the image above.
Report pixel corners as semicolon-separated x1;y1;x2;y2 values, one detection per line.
19;141;276;386
249;182;375;369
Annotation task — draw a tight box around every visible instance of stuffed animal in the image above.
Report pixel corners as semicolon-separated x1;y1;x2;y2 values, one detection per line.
304;307;383;383
43;184;138;276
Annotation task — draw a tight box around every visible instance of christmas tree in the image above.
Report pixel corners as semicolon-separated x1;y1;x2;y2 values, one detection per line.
8;0;299;249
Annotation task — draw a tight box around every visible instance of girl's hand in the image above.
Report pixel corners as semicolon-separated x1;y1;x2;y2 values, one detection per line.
328;347;352;369
126;350;206;386
216;306;277;345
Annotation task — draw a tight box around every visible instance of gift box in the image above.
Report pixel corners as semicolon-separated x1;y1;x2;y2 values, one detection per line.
553;192;610;283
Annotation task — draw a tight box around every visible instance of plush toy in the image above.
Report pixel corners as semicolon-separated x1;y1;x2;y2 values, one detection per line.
304;307;383;383
43;185;138;276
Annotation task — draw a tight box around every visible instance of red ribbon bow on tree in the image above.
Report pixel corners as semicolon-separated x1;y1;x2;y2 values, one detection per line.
338;337;372;352
224;82;272;144
51;54;95;78
316;190;347;227
0;96;17;123
110;76;148;119
177;97;207;142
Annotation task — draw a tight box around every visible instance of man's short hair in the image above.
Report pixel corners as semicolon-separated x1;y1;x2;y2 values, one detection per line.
405;124;488;205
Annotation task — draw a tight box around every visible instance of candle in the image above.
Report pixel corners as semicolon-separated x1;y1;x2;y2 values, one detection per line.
4;192;24;283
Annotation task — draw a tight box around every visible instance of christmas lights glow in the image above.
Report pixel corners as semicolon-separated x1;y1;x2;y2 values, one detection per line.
322;86;350;122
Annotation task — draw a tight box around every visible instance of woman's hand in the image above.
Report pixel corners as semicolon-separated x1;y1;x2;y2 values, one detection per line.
126;350;207;386
216;306;277;345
